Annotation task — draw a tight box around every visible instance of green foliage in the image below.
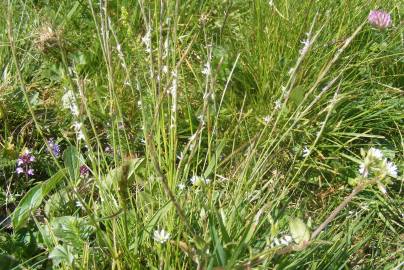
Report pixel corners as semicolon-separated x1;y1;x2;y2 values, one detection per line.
0;0;402;269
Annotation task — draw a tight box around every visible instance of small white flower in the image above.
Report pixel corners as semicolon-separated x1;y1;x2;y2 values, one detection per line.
142;28;152;53
302;146;310;158
386;161;398;178
263;115;271;124
274;99;282;110
72;122;85;141
190;175;209;186
369;148;383;160
177;183;185;190
153;229;170;244
377;182;387;194
62;90;79;116
359;163;368;177
162;65;168;74
299;38;311;55
202;62;211;76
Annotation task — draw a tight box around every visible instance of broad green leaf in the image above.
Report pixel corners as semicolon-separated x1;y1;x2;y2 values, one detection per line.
12;184;43;231
12;169;66;230
289;217;310;244
49;245;75;267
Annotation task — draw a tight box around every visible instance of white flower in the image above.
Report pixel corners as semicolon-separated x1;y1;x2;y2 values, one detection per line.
202;62;211;76
263;115;271;124
162;65;168;74
299;32;311;55
302;146;310;158
62;90;79;116
386;161;398;178
153;229;170;244
274;99;282;110
190;175;209;186
72;122;85;141
142;28;152;53
177;183;185;190
369;148;383;160
359;163;368;177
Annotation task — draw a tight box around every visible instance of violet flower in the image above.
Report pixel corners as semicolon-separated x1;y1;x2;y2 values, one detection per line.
16;149;35;177
47;138;61;157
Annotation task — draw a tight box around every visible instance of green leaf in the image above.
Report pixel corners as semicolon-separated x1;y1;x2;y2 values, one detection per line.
64;146;80;180
12;169;66;230
209;217;227;266
12;184;43;231
49;245;75;267
289;217;310;244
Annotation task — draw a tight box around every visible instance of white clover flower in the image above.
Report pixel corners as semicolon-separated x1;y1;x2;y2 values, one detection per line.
385;161;398;178
302;146;310;158
153;229;170;244
369;148;383;160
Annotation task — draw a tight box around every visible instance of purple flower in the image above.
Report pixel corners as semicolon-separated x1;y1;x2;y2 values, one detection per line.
80;165;90;177
17;150;35;165
16;167;24;174
368;10;392;29
47;138;61;157
15;149;35;177
27;168;35;176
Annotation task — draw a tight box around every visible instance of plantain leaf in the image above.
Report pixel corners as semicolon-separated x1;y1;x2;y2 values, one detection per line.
12;169;66;230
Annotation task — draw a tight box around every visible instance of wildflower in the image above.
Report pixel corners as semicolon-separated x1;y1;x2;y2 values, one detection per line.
27;168;34;176
62;90;79;116
368;10;392;29
368;148;383;160
190;175;210;186
274;99;282;110
104;145;113;154
80;165;90;178
17;149;35;165
302;146;310;158
141;28;152;53
153;229;170;244
202;62;211;76
263;115;271;124
177;183;185;191
299;33;311;55
15;149;35;177
359;163;368;178
385;161;397;178
47;138;61;157
72;122;85;141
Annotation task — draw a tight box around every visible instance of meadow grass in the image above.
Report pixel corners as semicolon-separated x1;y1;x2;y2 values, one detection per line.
0;0;403;269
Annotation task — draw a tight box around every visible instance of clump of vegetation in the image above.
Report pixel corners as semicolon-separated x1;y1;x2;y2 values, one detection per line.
0;0;402;269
